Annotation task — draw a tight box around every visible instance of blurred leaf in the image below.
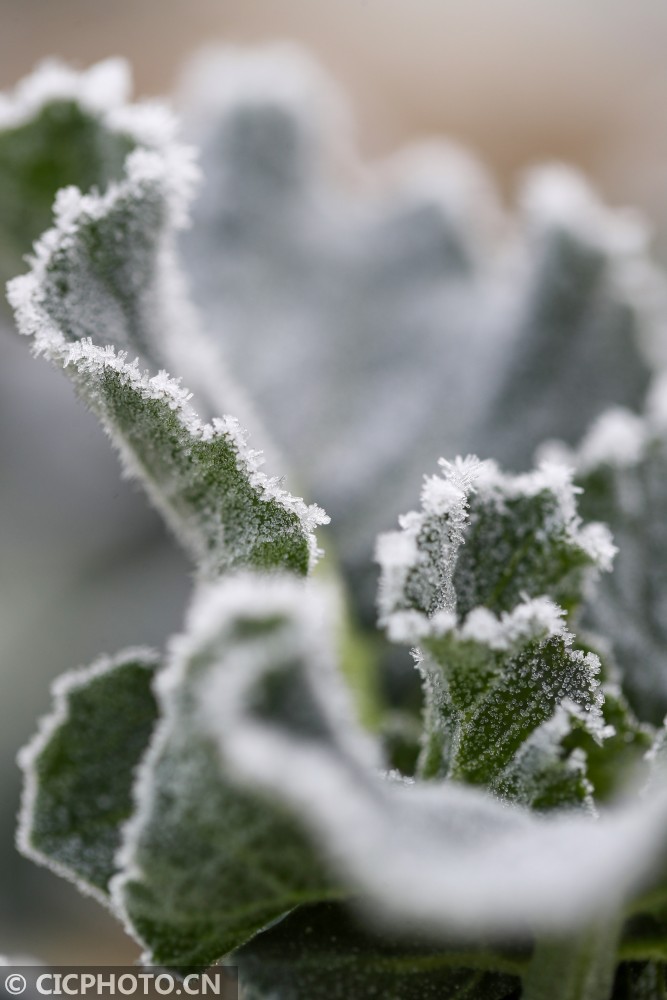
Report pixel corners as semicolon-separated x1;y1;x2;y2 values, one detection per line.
483;170;654;470
18;650;159;897
234;901;525;1000
113;577;342;969
555;399;667;723
180;52;661;621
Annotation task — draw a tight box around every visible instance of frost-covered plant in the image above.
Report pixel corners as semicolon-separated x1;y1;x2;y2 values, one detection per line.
5;52;667;1000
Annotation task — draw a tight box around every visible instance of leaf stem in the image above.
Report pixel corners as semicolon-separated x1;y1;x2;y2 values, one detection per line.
522;918;622;1000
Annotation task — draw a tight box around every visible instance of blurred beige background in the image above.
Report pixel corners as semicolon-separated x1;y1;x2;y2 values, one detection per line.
3;0;667;966
3;0;667;219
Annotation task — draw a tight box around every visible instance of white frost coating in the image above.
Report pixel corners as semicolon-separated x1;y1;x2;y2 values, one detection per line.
474;458;616;571
196;582;667;935
543;389;667;483
376;141;502;258
0;58;130;127
386;597;567;650
578;522;617;574
475;458;577;518
7;149;199;341
458;597;566;651
209;416;329;566
376;455;479;629
420;470;470;517
499;706;597;816
384;609;454;645
377;455;614;643
106;102;178;150
16;647;158;911
170;574;380;770
0;57;177;152
520;166;648;257
30;145;199;241
567;407;648;473
645;722;667;785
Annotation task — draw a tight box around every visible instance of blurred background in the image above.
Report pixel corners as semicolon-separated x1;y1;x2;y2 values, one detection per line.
3;0;667;965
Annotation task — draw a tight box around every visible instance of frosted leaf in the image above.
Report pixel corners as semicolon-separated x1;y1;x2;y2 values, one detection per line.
377;456;614;641
7;141;200;369
0;57;265;437
196;577;667;940
177;48;663;622
454;460;616;619
554;387;667;722
7;152;327;578
494;710;594;813
16;649;159;902
376;456;478;634
567;684;654;804
377;456;615;804
112;575;346;969
0;58;177;283
414;600;608;802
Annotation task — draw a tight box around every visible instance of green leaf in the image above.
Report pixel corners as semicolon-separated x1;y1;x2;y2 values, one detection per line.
233;901;525;1000
377;457;612;804
0;59;142;283
112;576;342;969
377;458;613;642
17;649;159;900
7;151;328;579
452;464;613;620
416;604;606;805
